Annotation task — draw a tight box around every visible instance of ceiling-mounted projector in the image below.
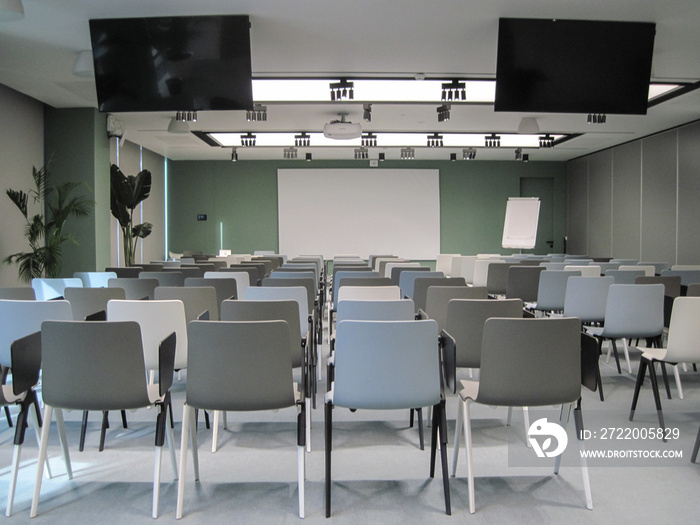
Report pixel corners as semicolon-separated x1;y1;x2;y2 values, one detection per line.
323;113;362;139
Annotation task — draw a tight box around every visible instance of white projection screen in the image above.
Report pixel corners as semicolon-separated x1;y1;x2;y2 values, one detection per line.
278;169;440;259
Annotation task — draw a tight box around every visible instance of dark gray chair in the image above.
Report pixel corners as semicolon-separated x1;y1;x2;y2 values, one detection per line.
176;320;306;519
155;286;219;321
413;276;466;314
506;265;545;302
422;286;489;331
105;266;142;278
185;277;237;317
0;287;35;300
140;271;185;287
108;277;158;300
64;287;126;321
31;321;176;519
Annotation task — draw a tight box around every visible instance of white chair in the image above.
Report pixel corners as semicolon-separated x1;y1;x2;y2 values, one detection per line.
564;265;601;277
451;256;477;284
73;271;117;288
337;285;401;302
436;254;459;276
203;270;249;299
31;277;82;300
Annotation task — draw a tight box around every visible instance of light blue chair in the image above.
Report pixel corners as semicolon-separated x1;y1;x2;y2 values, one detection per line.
398;270;444;299
73;271;117;288
31;277;82;301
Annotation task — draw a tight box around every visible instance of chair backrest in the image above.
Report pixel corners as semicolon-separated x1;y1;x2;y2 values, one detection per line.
436;254;459;276
635;275;682;298
0;287;36;300
270;270;318;293
74;271;118;288
534;270;581;312
564;265;601;277
332;319;441;410
445;298;523;368
0;299;72;367
185;277;238;315
412;277;466;313
337;285;401;302
610;259;637;265
333;276;391;310
369;255;396;270
661;269;700;287
105;266;143;278
665;297;700;362
390;265;430;285
262;277;315;313
485;262;516;295
337;299;416;323
154;286;220;321
187;320;297;411
563;276;614;323
221;299;303;368
40;320;152;410
244;286;309;337
163;266;203;279
539;262;570;271
472;259;502;287
506;265;545;302
620;264;655;277
451;256;477;284
107;299;188;370
221;265;259;285
476;317;581;406
398;271;444;299
64;286;126;320
601;284;664;338
591;262;620;274
424;286;488;331
605;269;645;284
686;283;700;297
204;271;250;299
140;271;185;287
374;257;402;274
671;265;700;271
638;262;670;275
31;277;83;300
108;277;158;300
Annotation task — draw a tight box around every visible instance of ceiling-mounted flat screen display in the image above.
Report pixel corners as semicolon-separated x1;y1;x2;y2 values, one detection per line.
89;15;253;113
495;18;655;115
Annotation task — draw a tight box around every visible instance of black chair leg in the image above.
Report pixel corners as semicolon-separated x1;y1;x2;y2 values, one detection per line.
629;357;648;421
324;401;333;518
99;411;109;452
4;405;13;428
417;408;424;450
121;409;129;429
647;361;666;438
660;362;672;399
595;338;605;401
79;411;89;452
435;400;451;515
409;408;414;428
692;422;700;463
429;403;439;477
611;339;622;374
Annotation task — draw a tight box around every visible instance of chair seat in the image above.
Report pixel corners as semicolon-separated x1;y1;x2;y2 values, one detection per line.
638;346;671;362
458;379;479;402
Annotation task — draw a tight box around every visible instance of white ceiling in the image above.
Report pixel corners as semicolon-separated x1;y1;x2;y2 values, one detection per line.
1;0;699;162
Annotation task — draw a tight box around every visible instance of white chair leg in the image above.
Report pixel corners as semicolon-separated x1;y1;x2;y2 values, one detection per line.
682;363;688;372
673;364;684;400
54;408;72;479
30;404;53;518
212;410;220;453
464;400;475;514
176;405;192;519
190;409;200;481
29;405;52;479
451;397;463;476
152;446;162;519
5;444;21;517
305;398;311;453
523;407;531;448
297;445;305;518
605;339;611;363
554;404;572;475
622;338;632;374
576;417;593;510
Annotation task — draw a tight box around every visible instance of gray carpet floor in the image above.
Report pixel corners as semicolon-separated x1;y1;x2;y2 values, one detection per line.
2;327;700;524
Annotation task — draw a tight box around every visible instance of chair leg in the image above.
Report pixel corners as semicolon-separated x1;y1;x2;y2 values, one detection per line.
629;357;648;421
297;402;306;519
176;404;193;519
30;404;53;518
573;400;593;510
610;339;622;374
451;397;464;476
660;363;672;399
621;338;632;374
673;364;684;400
79;411;89;452
464;400;475;514
324;401;333;518
647;361;666;437
430;402;440;477
437;400;451;515
121;409;128;429
3;406;12;428
5;397;33;517
54;408;73;479
523;407;532;448
691;421;700;463
212;411;220;453
417;407;424;450
595;338;605;401
99;411;109;452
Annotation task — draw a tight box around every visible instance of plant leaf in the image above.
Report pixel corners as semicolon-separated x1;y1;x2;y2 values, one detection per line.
132;222;153;239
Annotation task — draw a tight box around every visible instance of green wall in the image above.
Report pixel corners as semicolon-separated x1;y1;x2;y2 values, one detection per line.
44;107;111;275
168;159;567;257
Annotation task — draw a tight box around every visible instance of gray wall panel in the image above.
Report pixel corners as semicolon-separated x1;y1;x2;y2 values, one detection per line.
612;141;642;259
677;121;700;264
567;158;589;255
587;150;613;257
641;130;677;264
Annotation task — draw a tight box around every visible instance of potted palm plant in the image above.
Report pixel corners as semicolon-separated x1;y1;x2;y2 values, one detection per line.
4;165;93;282
110;164;153;267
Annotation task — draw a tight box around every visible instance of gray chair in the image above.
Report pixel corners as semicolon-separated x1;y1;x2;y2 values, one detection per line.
635;275;682;299
506;265;545;302
422;286;489;331
605;269;645;284
390;265;430;286
108;277;158;300
155;286;219;321
563;276;614;324
64;287;126;321
325;319;451;517
220;265;259;286
185;277;237;318
176;320;305;519
412;276;467;314
485;262;517;296
452;317;591;513
398;270;444;299
532;270;581;315
163;266;203;279
31;321;176;519
140;270;185;287
105;266;142;278
0;287;35;300
661;269;700;287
